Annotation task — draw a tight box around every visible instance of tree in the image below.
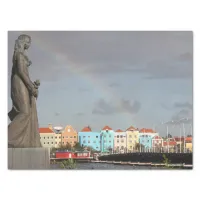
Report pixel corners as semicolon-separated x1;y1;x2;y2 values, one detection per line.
73;142;84;151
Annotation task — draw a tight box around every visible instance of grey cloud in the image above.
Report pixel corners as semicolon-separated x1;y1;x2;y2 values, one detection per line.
92;98;141;115
8;31;192;82
161;101;193;110
174;102;192;109
75;112;85;116
54;112;60;116
171;108;193;122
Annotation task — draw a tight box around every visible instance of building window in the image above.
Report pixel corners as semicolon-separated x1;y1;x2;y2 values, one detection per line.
96;136;98;138
74;136;76;138
109;135;111;137
117;140;119;143
117;135;119;138
109;141;111;143
121;140;124;143
44;142;45;144
66;136;68;138
55;136;57;139
48;137;49;139
70;136;73;139
93;141;96;143
88;136;90;138
52;142;53;144
88;141;90;143
55;142;57;144
52;137;53;139
63;137;64;138
83;140;86;144
83;136;86;138
70;141;72;144
104;140;106;143
47;142;49;144
59;142;61;144
63;142;64;144
59;136;61;139
96;147;98;149
129;140;132;143
130;146;132;149
129;135;132;138
40;137;41;139
44;137;45;139
120;135;123;138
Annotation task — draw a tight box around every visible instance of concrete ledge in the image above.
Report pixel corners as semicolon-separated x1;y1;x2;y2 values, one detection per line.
8;148;50;169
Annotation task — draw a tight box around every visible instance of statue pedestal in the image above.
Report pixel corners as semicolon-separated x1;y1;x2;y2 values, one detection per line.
8;148;50;169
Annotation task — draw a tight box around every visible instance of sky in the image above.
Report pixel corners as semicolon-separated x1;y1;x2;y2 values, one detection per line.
7;31;193;136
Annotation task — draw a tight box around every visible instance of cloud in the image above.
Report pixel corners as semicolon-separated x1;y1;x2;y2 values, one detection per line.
92;98;141;115
54;112;60;116
8;31;193;82
171;102;193;122
171;108;193;122
174;102;192;109
161;101;193;110
75;112;85;116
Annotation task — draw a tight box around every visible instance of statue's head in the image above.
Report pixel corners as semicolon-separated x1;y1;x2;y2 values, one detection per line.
14;34;31;53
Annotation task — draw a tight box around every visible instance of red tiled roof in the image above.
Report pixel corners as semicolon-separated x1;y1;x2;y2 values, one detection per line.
39;128;54;133
185;137;192;142
126;126;136;131
102;125;112;130
140;128;155;133
81;126;92;132
163;141;177;146
153;136;162;140
174;137;185;142
115;129;123;132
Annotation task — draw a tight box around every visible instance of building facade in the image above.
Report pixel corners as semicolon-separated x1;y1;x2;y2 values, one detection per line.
62;125;78;147
152;135;163;152
163;138;177;153
185;137;192;152
139;128;158;149
78;126;101;151
54;133;62;148
101;126;115;153
114;129;127;153
39;127;55;148
126;126;139;152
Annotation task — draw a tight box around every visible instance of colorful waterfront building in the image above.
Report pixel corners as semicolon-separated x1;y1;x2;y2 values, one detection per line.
61;125;78;147
126;126;139;152
78;126;101;151
139;128;158;149
185;137;192;152
114;129;127;153
152;135;163;151
101;125;115;153
39;127;55;148
163;138;177;153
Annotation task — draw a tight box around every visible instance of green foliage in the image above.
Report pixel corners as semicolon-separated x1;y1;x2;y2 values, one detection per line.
162;154;173;169
60;158;76;169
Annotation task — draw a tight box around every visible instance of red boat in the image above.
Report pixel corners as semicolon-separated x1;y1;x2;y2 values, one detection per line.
55;151;91;159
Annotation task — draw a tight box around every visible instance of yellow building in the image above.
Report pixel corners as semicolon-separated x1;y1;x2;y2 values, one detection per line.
54;133;62;148
126;126;139;152
39;127;55;148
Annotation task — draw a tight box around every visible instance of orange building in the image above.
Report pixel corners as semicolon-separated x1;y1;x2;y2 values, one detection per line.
61;125;78;147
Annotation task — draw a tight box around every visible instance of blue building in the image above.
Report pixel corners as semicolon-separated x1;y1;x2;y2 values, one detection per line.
139;128;158;149
78;126;101;151
101;126;115;153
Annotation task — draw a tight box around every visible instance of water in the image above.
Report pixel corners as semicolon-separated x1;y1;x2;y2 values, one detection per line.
50;162;164;170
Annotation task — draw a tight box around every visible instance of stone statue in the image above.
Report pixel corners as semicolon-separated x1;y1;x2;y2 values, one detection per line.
8;34;41;148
